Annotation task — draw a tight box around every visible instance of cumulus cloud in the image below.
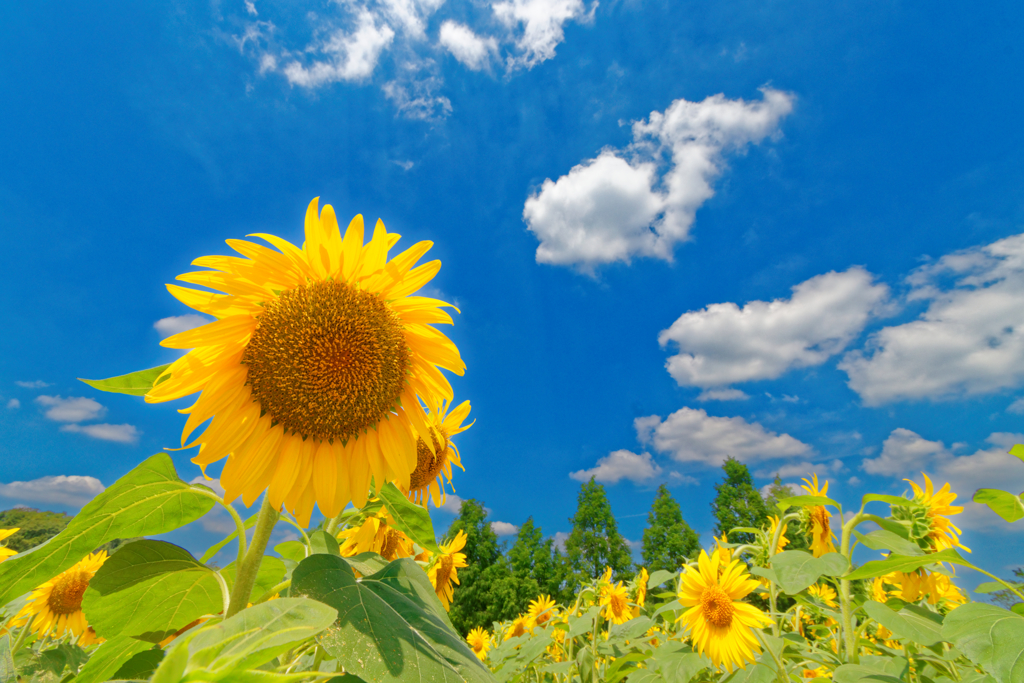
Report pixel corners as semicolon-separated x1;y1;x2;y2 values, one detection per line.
61;423;141;444
439;21;498;70
755;459;844;480
6;399;19;410
282;10;396;87
35;395;106;423
439;494;463;514
841;233;1024;405
15;380;51;389
525;88;794;272
659;268;890;388
569;449;662;484
552;531;569;551
635;407;811;466
697;389;750;401
491;521;519;536
862;428;947;476
493;0;592;70
0;475;105;509
154;314;213;338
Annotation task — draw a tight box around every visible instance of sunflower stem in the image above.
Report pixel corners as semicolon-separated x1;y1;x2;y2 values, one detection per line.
839;510;866;664
227;495;280;618
191;486;248;565
10;614;33;660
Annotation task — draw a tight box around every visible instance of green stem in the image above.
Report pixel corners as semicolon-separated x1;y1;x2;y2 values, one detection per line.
192;486;248;565
753;627;787;683
226;495;280;617
839;510;866;664
253;579;291;604
766;514;789;637
968;565;1024;603
10;614;33;658
280;513;312;552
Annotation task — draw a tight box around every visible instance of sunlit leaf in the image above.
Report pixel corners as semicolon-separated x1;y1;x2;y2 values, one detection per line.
772;550;848;594
1009;444;1024;463
863;600;944;646
973;489;1024;523
862;494;921;508
73;636;152;683
943;603;1024;683
0;635;13;683
79;364;171;396
309;529;341;556
844;548;973;581
646;569;676;589
377;482;441;554
221;556;287;603
776;495;840;510
854;529;925;556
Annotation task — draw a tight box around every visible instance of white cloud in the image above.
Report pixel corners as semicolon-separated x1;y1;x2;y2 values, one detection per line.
668;471;700;485
35;395;106;423
492;0;591;71
190;476;227;498
841;233;1024;405
635;407;811;466
863;428;947;476
491;521;519;536
758;481;802;498
624;537;642;551
15;380;51;389
6;399;19;410
1008;398;1024;414
61;423;140;444
552;531;569;551
438;21;498;71
245;0;257;16
382;77;452;121
524;88;794;272
755;459;843;480
659;268;890;388
569;449;662;484
697;389;750;402
439;494;463;514
848;476;862;486
154;314;213;338
0;475;105;509
282;10;395;87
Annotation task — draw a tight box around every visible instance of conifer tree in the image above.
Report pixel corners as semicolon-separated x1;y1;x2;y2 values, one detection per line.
563;478;633;588
508;517;565;602
710;457;770;545
641;485;700;572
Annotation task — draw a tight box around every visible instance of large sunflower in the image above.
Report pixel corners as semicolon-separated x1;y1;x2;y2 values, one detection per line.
800;474;836;557
527;594;558;627
427;530;468;610
677;548;772;672
600;581;632;625
905;474;970;553
147;199;465;526
338;509;414;561
406;399;472;508
11;551;107;645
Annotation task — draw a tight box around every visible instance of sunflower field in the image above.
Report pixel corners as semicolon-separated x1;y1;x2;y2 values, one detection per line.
1;199;1023;683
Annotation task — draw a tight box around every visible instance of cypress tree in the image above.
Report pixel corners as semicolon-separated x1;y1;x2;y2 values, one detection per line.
563;478;633;588
641;484;700;572
710;457;771;545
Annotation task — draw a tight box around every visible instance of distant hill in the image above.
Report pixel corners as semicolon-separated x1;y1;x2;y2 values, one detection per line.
0;508;140;555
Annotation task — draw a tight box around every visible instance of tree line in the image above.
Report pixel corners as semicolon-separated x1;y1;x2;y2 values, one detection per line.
445;456;803;634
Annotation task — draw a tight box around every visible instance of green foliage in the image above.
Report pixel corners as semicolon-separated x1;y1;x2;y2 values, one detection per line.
641;484;699;572
563;478;633;586
79;364;171;396
0;508;71;553
507;517;566;605
711;457;770;545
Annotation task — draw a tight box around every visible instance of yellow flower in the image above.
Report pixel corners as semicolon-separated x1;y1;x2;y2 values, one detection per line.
527;595;558;627
505;614;533;640
600;566;613;585
803;666;830;679
600;581;633;625
466;627;492;661
11;552;107;644
714;534;733;564
931;573;966;606
146;198;465;526
406;399;472;508
0;528;19;563
634;567;649;608
427;530;468;610
677;548;772;672
800;474;836;557
338;509;414;561
871;576;889;603
807;583;838;608
768;516;789;554
905;474;970;553
645;625;664;648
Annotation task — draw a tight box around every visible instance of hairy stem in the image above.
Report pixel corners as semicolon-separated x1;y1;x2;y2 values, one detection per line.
226;495;280;617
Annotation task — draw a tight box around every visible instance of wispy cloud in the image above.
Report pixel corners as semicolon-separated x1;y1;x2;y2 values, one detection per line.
0;474;105;509
154;314;213;338
439;493;463;514
15;380;51;389
35;395;106;423
696;389;750;402
524;88;794;273
438;21;498;71
60;423;140;444
6;399;19;410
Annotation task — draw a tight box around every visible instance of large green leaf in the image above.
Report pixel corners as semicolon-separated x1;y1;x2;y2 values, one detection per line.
726;663;777;683
201;511;259;564
973;489;1024;523
862;600;944;646
975;581;1024;595
309;530;341;556
0;453;215;605
221;556;288;603
776;495;840;509
649;643;708;683
342;552;390;577
292;553;494;683
111;648;166;681
833;664;903;683
771;551;848;594
377;483;441;554
0;635;13;683
79;364;171;396
365;558;455;629
73;636;153;683
183;598;337;676
646;569;676;589
942;603;1024;683
1009;444;1024;463
844;548;972;581
853;529;925;556
83;540;224;643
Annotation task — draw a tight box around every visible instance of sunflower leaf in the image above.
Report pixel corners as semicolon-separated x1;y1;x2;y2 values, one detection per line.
78;364;171;396
844;549;974;581
200;511;259;564
72;635;152;683
0;453;214;606
0;635;14;683
776;495;840;510
972;489;1024;523
364;557;455;629
1009;444;1024;462
771;550;837;594
942;603;1024;683
853;529;926;556
862;600;944;646
377;482;442;554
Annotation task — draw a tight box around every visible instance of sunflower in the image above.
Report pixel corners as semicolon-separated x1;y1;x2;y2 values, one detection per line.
645;625;665;648
147;198;465;526
767;516;789;554
427;530;468;610
527;594;558;627
505;614;533;640
600;581;633;625
714;534;733;565
677;548;772;672
338;509;415;561
466;627;492;661
0;528;18;563
406;399;472;508
807;583;837;608
800;474;836;557
11;552;107;645
905;474;970;553
634;567;649;608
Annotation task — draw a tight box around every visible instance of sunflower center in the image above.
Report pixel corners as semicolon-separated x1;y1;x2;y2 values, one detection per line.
535;610;552;626
242;280;410;442
699;585;734;628
409;428;449;491
435;554;455;586
380;529;404;560
811;507;831;537
511;620;527;638
610;591;629;617
47;570;89;616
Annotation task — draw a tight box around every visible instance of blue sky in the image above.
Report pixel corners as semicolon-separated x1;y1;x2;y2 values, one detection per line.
2;0;1023;588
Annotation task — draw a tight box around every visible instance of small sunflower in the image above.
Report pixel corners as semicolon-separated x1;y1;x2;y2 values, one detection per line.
0;528;19;563
677;548;772;672
807;583;837;608
634;567;649;608
338;509;414;561
905;474;970;553
527;594;558;627
505;614;533;640
466;627;492;661
406;399;472;508
600;581;633;625
427;530;468;610
800;474;836;557
767;515;789;554
147;198;466;526
11;552;107;644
